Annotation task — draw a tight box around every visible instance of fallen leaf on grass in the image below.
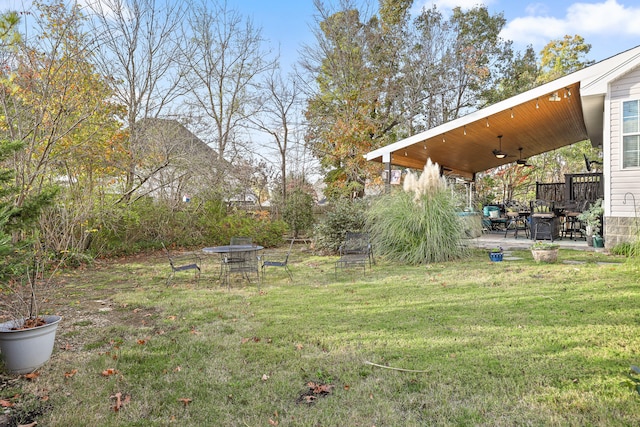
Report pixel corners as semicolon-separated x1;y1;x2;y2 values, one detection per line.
110;392;131;412
177;398;192;407
60;343;73;351
295;343;304;350
17;422;37;427
23;372;39;380
262;374;269;381
102;368;118;377
268;418;279;425
0;399;13;407
137;339;146;345
64;369;78;378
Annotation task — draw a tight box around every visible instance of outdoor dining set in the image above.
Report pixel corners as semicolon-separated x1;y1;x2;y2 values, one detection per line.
482;199;592;242
163;232;375;288
163;237;292;289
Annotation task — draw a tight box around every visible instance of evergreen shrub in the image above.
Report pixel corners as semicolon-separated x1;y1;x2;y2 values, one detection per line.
313;198;367;253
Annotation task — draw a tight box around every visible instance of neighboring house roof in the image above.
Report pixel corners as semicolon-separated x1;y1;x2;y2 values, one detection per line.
134;117;218;160
365;45;640;180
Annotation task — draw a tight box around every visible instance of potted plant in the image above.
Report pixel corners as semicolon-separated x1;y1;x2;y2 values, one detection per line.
0;138;60;374
578;199;604;247
488;247;503;262
530;241;560;262
0;247;63;374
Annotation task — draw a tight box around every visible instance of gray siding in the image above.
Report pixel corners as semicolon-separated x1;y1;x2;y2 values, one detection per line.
609;66;640;219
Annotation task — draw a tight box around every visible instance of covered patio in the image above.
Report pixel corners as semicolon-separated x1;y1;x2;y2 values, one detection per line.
365;45;640;248
364;50;624;180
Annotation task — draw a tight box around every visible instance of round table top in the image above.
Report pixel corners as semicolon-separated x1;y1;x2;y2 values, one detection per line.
203;245;264;254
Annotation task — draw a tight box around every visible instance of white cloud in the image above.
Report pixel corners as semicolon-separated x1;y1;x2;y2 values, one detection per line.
502;0;640;48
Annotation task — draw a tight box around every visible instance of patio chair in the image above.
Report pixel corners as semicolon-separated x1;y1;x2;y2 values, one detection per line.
561;200;584;240
261;238;294;282
226;237;253;264
335;232;374;275
162;243;201;286
530;199;557;241
504;211;529;239
230;237;252;246
222;247;261;290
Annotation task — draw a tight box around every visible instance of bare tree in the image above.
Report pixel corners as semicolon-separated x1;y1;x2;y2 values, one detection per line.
180;0;276;166
250;68;303;201
85;0;188;202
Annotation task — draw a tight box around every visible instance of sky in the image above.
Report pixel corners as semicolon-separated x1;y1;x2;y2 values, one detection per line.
4;0;639;69
230;0;640;70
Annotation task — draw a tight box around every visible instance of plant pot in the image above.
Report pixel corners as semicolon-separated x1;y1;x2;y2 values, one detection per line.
0;315;62;374
531;249;559;263
592;235;604;248
489;252;503;262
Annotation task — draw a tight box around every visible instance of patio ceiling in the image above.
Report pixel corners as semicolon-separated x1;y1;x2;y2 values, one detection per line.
366;81;591;181
365;44;640;181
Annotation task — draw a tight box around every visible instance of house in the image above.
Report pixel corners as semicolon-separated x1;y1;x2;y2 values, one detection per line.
365;45;640;248
133;118;220;203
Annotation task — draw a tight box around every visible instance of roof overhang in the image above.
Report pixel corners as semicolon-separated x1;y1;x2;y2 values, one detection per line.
365;45;640;180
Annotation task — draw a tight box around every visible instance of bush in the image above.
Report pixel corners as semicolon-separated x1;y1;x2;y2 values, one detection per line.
282;189;314;238
366;160;468;265
313;198;367;254
215;210;288;248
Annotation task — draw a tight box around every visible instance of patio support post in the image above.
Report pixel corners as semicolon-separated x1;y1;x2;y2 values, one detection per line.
383;153;392;194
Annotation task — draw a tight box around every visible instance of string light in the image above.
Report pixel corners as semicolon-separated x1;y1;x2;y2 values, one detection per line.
463;126;467;135
510;108;514;119
536;99;539;109
486;118;490;127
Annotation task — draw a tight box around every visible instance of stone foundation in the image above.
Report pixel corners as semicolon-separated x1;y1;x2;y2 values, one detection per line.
603;216;640;248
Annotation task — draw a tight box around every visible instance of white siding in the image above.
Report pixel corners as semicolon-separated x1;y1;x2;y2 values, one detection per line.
609;66;640;217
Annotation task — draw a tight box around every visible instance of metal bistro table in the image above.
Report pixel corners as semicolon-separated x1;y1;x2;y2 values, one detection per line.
203;245;263;288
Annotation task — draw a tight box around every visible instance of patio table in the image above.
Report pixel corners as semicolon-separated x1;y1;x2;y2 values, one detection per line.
203;245;263;288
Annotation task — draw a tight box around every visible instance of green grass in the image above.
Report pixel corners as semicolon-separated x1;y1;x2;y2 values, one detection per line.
3;247;640;426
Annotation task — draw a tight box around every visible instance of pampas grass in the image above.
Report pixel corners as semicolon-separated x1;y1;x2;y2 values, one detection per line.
368;159;468;264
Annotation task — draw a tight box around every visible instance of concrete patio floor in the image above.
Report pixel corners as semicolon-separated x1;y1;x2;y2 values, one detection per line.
465;230;601;252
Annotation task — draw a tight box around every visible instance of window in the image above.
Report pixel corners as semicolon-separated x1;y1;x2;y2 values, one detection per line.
622;100;640;168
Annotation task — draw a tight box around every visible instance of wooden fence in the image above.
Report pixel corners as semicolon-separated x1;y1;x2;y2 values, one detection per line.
535;172;603;206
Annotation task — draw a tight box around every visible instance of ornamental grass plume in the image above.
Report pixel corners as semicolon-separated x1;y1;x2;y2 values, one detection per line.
367;158;468;264
406;158;447;201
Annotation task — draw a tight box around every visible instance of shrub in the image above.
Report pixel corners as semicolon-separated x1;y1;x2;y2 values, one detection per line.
282;189;315;238
313;198;368;254
215;211;287;248
366;159;468;265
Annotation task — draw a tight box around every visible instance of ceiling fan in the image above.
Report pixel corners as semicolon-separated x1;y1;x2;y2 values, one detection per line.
583;154;603;172
516;147;533;167
492;135;507;159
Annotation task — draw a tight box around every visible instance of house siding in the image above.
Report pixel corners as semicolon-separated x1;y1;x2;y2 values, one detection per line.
606;66;640;246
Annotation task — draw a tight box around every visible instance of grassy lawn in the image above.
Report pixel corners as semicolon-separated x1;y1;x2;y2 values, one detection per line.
2;245;640;426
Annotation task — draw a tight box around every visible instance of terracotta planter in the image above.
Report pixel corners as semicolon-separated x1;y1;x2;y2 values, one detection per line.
531;249;558;263
0;315;62;374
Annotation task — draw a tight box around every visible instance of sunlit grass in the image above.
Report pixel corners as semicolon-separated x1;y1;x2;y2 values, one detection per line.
5;246;640;426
